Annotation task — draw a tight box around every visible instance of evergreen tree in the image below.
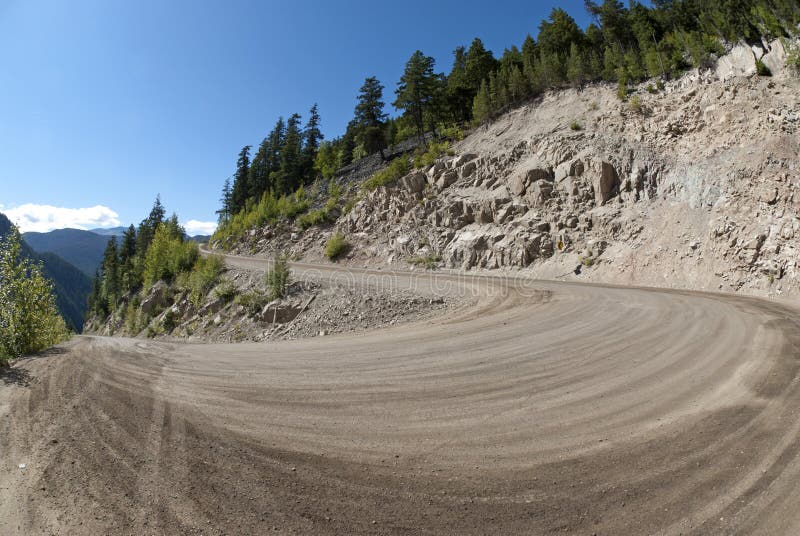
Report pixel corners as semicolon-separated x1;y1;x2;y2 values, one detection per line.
465;38;498;93
394;50;440;141
274;113;302;195
101;236;120;311
445;46;473;123
119;225;137;293
354;77;387;129
230;146;252;213
472;79;492;125
302;104;323;179
249;139;271;200
216;177;233;224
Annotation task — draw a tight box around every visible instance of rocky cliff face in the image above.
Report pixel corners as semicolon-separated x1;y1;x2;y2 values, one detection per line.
221;40;800;300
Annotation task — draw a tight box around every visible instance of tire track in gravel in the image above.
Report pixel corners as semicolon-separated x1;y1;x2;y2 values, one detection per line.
1;253;799;535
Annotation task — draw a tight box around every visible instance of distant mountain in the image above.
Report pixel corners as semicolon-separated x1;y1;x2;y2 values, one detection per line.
190;235;211;243
0;214;91;333
24;228;111;276
89;226;126;238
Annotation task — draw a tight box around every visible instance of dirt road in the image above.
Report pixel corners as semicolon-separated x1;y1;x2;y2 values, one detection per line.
2;254;800;535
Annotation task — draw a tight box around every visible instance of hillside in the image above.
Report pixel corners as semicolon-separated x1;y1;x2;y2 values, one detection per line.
215;39;800;301
24;228;111;276
0;214;91;332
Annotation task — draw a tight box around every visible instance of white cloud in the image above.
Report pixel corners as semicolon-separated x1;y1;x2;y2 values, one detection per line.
3;204;121;233
184;219;217;236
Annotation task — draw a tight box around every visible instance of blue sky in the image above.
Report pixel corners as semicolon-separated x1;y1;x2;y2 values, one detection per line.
0;0;591;234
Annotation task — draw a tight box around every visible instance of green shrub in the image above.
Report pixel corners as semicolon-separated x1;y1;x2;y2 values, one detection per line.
646;83;656;93
629;95;643;114
214;279;237;303
409;254;442;270
143;225;199;287
266;256;292;299
363;156;410;190
570;121;583;131
414;141;450;169
235;290;270;316
438;124;464;141
297;209;327;230
212;188;310;244
187;254;225;306
788;42;800;73
0;228;68;362
162;308;179;332
324;232;349;261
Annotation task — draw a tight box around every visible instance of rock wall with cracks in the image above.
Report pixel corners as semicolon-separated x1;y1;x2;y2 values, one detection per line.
220;39;800;300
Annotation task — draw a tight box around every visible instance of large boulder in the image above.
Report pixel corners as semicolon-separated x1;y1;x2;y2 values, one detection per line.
400;172;427;194
593;162;619;205
716;44;757;81
141;280;170;315
760;38;787;76
509;167;552;196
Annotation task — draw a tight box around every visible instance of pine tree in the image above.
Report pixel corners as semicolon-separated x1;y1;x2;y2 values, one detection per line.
472;79;492;125
119;224;137;293
275;114;302;195
394;50;440;141
465;38;498;93
249;139;271;200
445;46;473;123
230;145;252;213
354;77;387;129
302;104;323;179
101;236;120;311
216;177;233;224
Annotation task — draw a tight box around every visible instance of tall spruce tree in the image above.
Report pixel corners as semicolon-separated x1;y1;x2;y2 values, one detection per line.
230;146;252;213
394;50;440;141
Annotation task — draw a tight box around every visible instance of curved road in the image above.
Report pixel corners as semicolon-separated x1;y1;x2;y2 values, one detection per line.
2;253;800;535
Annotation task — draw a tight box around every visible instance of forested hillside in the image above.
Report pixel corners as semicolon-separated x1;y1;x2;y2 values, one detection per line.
24;228;111;276
0;213;91;332
212;0;800;244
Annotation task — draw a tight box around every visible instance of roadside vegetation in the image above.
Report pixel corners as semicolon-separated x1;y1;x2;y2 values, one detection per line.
88;197;225;330
324;233;349;261
0;227;68;364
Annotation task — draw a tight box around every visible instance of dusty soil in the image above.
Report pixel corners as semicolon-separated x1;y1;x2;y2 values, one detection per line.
3;254;800;535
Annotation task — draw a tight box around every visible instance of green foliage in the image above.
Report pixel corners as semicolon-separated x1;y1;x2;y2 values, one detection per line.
324;232;349;261
408;253;442;270
214;279;237;303
570;121;583;131
143;225;199;288
788;42;800;73
755;59;772;76
414;140;450;169
629;95;643;114
437;124;464;141
0;227;68;363
235;290;270;316
186;254;225;306
266;256;292;300
363;156;411;191
212;188;310;243
394;50;441;139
